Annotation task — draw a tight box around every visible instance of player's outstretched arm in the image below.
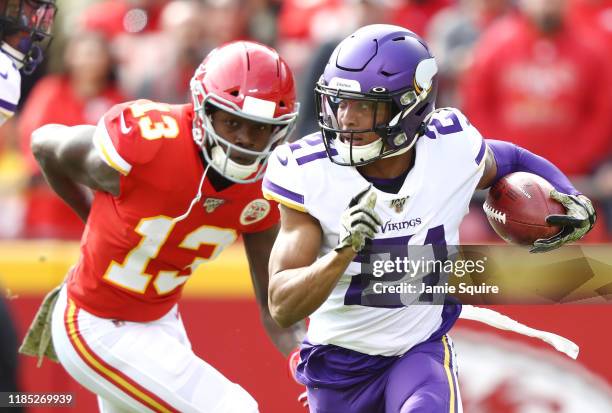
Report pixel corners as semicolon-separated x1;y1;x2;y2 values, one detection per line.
268;206;356;328
244;225;306;356
30;124;120;222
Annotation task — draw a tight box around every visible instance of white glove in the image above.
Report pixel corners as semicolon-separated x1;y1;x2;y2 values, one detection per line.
336;185;382;253
530;191;596;253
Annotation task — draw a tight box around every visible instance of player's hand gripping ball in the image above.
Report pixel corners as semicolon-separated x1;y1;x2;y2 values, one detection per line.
336;185;382;253
483;172;595;252
530;190;596;253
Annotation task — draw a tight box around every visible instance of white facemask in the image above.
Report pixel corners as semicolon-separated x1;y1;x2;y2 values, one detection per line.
334;137;384;164
210;145;259;180
334;134;416;164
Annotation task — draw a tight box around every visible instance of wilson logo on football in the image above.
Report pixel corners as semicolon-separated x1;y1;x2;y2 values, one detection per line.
240;199;271;225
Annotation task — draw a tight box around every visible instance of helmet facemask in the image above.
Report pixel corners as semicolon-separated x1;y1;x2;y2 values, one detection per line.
316;64;436;167
0;0;56;74
191;79;298;183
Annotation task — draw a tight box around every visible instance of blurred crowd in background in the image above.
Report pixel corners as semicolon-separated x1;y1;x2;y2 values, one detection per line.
0;0;610;242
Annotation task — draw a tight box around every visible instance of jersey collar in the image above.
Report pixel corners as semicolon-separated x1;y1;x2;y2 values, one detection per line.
0;42;24;70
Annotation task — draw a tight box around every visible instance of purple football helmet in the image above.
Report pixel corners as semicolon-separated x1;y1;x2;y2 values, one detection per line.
0;0;57;74
316;24;438;166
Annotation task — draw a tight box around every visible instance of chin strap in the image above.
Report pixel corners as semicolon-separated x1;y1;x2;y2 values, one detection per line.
172;163;211;223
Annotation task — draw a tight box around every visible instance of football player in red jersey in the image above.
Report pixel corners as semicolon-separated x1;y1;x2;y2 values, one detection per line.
28;41;303;412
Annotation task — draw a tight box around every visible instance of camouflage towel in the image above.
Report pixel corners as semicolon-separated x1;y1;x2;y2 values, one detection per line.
18;284;61;367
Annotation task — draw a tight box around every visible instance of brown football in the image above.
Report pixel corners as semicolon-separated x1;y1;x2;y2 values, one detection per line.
483;172;565;245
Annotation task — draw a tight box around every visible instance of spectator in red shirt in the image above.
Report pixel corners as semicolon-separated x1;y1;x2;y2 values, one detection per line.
18;32;125;239
569;0;612;48
461;0;612;177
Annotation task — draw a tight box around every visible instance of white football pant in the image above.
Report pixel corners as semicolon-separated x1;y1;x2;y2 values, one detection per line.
51;286;258;413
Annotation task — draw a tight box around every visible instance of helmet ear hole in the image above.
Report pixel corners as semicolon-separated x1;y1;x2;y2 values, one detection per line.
229;90;239;97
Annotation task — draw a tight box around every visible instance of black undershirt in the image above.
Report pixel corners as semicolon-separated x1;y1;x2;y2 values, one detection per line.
198;151;235;192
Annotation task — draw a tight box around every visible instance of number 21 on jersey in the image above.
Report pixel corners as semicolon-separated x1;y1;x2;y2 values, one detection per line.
103;216;237;295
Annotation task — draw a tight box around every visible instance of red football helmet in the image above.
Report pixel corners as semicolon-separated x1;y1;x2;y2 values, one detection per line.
190;40;298;183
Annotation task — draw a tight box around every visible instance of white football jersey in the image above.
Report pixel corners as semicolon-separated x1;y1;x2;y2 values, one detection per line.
0;49;21;126
263;108;486;356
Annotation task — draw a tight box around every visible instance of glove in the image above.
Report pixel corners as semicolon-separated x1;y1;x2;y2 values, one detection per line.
530;191;596;253
288;348;309;409
335;185;382;253
19;284;62;366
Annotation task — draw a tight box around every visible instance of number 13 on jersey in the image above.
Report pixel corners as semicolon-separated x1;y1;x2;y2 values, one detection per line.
103;216;237;295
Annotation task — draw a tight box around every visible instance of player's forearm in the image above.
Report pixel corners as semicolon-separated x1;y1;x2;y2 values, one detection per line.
31;128;93;221
269;248;355;328
260;310;306;356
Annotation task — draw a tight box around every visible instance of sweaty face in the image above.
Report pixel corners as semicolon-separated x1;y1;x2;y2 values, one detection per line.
336;99;390;146
210;110;274;164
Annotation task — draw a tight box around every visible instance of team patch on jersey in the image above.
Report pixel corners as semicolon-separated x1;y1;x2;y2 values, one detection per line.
203;197;225;213
390;196;409;213
240;199;271;225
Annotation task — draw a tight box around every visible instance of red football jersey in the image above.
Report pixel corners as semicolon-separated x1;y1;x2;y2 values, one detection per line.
66;100;279;321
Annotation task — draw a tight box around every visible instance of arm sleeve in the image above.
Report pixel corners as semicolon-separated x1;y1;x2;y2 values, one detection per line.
486;139;579;195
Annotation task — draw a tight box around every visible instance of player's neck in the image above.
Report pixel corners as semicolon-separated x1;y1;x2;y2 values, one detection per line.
357;147;415;179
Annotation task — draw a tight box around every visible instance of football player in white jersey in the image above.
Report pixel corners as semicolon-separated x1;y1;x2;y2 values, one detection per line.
0;0;56;398
263;24;596;413
0;0;56;125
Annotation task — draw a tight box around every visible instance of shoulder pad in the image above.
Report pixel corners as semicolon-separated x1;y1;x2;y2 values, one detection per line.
423;107;486;167
0;53;21;120
93;100;181;174
262;140;309;212
286;133;330;167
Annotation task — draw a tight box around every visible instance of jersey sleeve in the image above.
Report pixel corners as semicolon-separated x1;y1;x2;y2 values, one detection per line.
92;100;169;175
425;108;487;173
262;143;307;213
0;54;21;125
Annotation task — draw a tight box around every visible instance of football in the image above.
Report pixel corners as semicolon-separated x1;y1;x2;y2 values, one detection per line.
483;172;565;245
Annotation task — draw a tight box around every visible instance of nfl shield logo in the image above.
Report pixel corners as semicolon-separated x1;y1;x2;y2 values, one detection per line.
203;198;225;213
390;196;409;213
